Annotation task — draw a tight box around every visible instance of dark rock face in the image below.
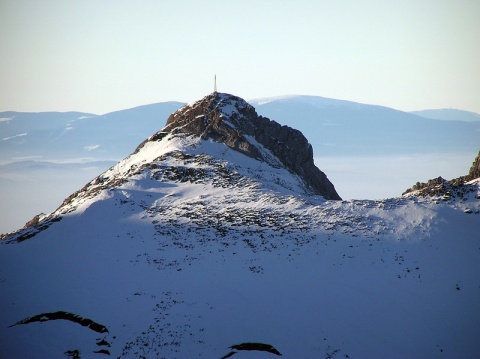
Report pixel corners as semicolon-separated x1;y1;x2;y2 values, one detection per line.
140;92;341;200
221;342;282;358
9;311;109;333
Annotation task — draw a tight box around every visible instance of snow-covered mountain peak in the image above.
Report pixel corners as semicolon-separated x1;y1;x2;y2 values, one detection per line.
0;92;342;241
126;92;340;200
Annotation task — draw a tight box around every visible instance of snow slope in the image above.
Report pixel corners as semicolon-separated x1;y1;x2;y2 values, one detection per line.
1;95;479;358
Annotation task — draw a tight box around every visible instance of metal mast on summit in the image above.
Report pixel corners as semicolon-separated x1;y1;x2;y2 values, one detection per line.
214;75;217;93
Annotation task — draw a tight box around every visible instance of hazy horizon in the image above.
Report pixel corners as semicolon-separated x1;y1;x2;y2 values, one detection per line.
1;0;479;114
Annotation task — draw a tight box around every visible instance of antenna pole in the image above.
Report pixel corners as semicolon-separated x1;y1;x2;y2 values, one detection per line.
214;75;217;93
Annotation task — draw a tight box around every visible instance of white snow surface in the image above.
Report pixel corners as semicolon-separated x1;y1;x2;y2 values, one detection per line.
1;129;479;358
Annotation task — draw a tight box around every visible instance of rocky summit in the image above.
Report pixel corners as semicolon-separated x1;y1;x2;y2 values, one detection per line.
142;92;341;200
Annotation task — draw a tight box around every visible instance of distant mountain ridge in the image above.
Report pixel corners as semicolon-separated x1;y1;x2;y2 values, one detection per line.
0;102;185;164
249;95;479;156
410;108;480;122
2;95;478;165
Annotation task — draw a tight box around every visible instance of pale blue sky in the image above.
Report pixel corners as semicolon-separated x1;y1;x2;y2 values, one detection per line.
1;0;479;114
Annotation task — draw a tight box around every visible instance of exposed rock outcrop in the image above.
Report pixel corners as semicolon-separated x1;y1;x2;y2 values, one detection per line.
137;92;341;200
402;150;480;199
466;150;480;181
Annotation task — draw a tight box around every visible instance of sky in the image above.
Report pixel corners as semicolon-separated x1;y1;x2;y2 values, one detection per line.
1;0;479;115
